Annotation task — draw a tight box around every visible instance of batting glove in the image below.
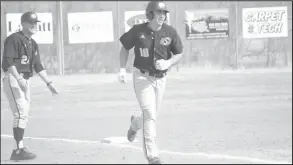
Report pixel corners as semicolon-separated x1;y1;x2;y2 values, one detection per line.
118;68;127;83
155;59;172;71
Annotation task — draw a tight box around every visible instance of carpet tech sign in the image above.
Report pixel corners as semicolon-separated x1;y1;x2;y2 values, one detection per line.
6;13;53;44
242;6;288;38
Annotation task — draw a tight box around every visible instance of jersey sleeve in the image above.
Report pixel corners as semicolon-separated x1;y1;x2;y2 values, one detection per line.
170;30;183;55
1;57;15;72
119;26;137;50
33;44;44;73
1;35;19;72
3;35;19;58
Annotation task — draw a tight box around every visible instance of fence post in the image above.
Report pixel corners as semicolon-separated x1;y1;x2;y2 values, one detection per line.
235;1;239;69
117;1;120;73
174;2;180;72
56;1;65;75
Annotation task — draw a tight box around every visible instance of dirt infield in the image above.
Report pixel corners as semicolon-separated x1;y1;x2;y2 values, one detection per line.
1;70;292;164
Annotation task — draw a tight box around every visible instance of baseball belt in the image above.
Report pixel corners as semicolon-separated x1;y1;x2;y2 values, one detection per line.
139;69;166;78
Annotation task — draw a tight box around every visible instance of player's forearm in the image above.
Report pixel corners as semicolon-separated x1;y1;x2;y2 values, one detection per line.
37;70;52;84
168;53;183;66
7;65;23;80
120;46;130;69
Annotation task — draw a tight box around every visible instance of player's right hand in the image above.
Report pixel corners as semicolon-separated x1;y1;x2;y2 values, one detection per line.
17;78;27;92
47;82;59;96
118;68;127;83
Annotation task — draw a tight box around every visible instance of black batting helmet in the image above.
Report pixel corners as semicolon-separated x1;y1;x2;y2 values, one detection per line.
146;1;169;21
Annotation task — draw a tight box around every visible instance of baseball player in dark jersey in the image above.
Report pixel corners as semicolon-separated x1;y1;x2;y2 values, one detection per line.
1;11;59;161
118;1;183;164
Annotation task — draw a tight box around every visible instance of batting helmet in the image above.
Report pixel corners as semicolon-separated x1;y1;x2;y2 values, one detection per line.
146;1;169;21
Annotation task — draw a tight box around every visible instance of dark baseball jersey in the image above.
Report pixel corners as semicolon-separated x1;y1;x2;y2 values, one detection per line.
120;23;183;73
2;31;44;77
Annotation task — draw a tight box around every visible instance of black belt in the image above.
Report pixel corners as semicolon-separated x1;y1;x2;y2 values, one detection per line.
140;69;166;78
19;73;31;80
23;73;30;80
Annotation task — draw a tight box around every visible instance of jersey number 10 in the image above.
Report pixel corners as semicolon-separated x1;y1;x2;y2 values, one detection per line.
139;48;149;57
21;55;30;65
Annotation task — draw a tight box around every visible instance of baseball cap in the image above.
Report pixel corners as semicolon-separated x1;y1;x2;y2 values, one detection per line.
21;11;40;23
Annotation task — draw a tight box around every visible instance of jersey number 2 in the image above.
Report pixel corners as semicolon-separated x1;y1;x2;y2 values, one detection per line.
139;48;149;57
21;55;29;64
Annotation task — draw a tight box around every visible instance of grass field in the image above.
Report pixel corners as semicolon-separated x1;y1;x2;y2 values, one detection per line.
1;69;292;164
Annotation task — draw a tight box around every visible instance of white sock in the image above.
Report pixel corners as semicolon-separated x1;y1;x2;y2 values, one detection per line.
14;140;24;149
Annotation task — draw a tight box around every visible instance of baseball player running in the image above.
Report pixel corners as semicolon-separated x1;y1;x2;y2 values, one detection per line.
1;11;59;161
118;1;183;164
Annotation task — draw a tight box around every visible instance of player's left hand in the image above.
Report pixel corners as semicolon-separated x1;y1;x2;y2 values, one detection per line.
118;68;127;83
155;59;171;71
47;82;59;95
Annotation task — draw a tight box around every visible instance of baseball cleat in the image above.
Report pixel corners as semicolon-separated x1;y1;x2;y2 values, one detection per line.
10;147;37;161
127;115;138;142
148;157;163;164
